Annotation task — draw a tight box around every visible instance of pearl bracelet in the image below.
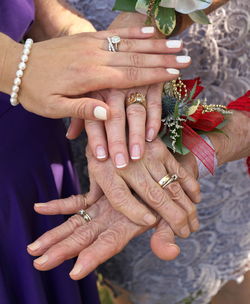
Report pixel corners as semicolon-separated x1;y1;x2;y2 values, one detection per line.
10;38;33;106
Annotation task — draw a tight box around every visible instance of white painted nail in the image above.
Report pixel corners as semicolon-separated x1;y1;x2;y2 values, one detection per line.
166;40;182;48
96;146;106;159
141;26;155;34
176;56;191;63
27;241;41;251
166;68;180;75
115;153;127;169
34;255;48;265
70;264;83;276
93;106;107;120
131;144;141;160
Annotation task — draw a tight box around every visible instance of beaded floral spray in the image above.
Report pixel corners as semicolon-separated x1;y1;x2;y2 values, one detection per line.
113;0;212;35
160;78;232;174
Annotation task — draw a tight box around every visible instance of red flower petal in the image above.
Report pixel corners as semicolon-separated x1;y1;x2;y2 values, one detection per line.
187;111;225;131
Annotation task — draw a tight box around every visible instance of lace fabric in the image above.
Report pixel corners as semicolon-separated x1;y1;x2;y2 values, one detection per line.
67;0;250;303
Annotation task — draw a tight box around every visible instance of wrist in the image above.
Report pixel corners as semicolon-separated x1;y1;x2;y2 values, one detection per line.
0;34;23;95
28;1;95;41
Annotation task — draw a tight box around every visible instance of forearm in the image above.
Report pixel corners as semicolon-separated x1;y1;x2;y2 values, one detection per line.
0;33;22;94
27;0;95;41
206;111;250;166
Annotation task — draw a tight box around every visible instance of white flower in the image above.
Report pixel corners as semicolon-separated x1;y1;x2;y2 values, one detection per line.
159;0;212;14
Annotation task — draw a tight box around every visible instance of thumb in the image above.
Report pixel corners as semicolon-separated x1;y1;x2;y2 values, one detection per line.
61;97;110;120
150;219;180;261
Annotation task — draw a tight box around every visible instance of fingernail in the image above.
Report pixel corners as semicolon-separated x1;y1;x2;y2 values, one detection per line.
96;146;106;159
93;106;107;120
144;213;156;225
27;241;41;251
146;128;155;142
131;144;141;160
191;219;200;230
180;226;190;237
176;56;191;63
34;255;48;265
34;203;46;208
70;264;83;276
141;26;155;34
115;153;127;168
166;68;180;75
66;126;72;139
166;40;182;48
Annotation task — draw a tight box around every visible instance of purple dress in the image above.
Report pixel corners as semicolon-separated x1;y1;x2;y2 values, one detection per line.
0;1;100;303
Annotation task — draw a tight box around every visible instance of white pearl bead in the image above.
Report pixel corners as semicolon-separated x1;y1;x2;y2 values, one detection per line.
16;69;23;78
21;54;28;62
12;85;20;93
25;38;33;45
18;62;26;70
11;92;18;99
10;98;19;106
23;48;30;56
14;77;21;86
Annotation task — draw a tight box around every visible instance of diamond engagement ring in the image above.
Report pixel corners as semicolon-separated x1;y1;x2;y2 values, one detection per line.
107;35;121;52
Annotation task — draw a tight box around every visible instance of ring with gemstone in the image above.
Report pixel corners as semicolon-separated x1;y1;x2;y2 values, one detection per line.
107;35;121;52
158;174;178;189
77;209;92;223
126;92;147;109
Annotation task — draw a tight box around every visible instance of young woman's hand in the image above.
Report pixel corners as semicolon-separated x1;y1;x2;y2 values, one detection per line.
1;27;182;120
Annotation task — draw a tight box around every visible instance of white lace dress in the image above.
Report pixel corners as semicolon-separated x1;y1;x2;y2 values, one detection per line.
68;1;250;303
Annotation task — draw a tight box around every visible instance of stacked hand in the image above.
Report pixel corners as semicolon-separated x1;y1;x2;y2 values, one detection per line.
28;140;200;279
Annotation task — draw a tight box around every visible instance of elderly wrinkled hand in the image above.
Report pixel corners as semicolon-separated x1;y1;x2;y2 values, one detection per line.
27;148;199;280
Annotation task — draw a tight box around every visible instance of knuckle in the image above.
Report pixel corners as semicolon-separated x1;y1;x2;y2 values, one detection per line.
72;225;96;245
167;182;183;199
127;104;146;119
146;187;166;209
174;209;187;228
111;109;124;121
110;138;126;149
108;186;128;210
67;214;84;229
75;102;88;119
126;67;140;82
122;39;135;51
129;54;142;67
98;228;125;253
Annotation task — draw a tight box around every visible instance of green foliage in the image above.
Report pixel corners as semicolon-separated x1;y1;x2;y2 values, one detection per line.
188;10;211;24
154;7;176;35
113;0;137;12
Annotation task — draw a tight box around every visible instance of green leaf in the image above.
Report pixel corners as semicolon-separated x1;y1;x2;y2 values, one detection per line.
175;129;183;154
188;10;211;25
154;7;176;36
135;0;148;14
113;0;137;12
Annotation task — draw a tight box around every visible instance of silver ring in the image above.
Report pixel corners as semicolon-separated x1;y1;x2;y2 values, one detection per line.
77;209;92;223
107;35;121;52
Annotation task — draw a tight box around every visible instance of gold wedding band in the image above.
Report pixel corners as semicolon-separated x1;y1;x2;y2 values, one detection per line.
126;93;147;109
77;209;92;223
158;174;178;189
